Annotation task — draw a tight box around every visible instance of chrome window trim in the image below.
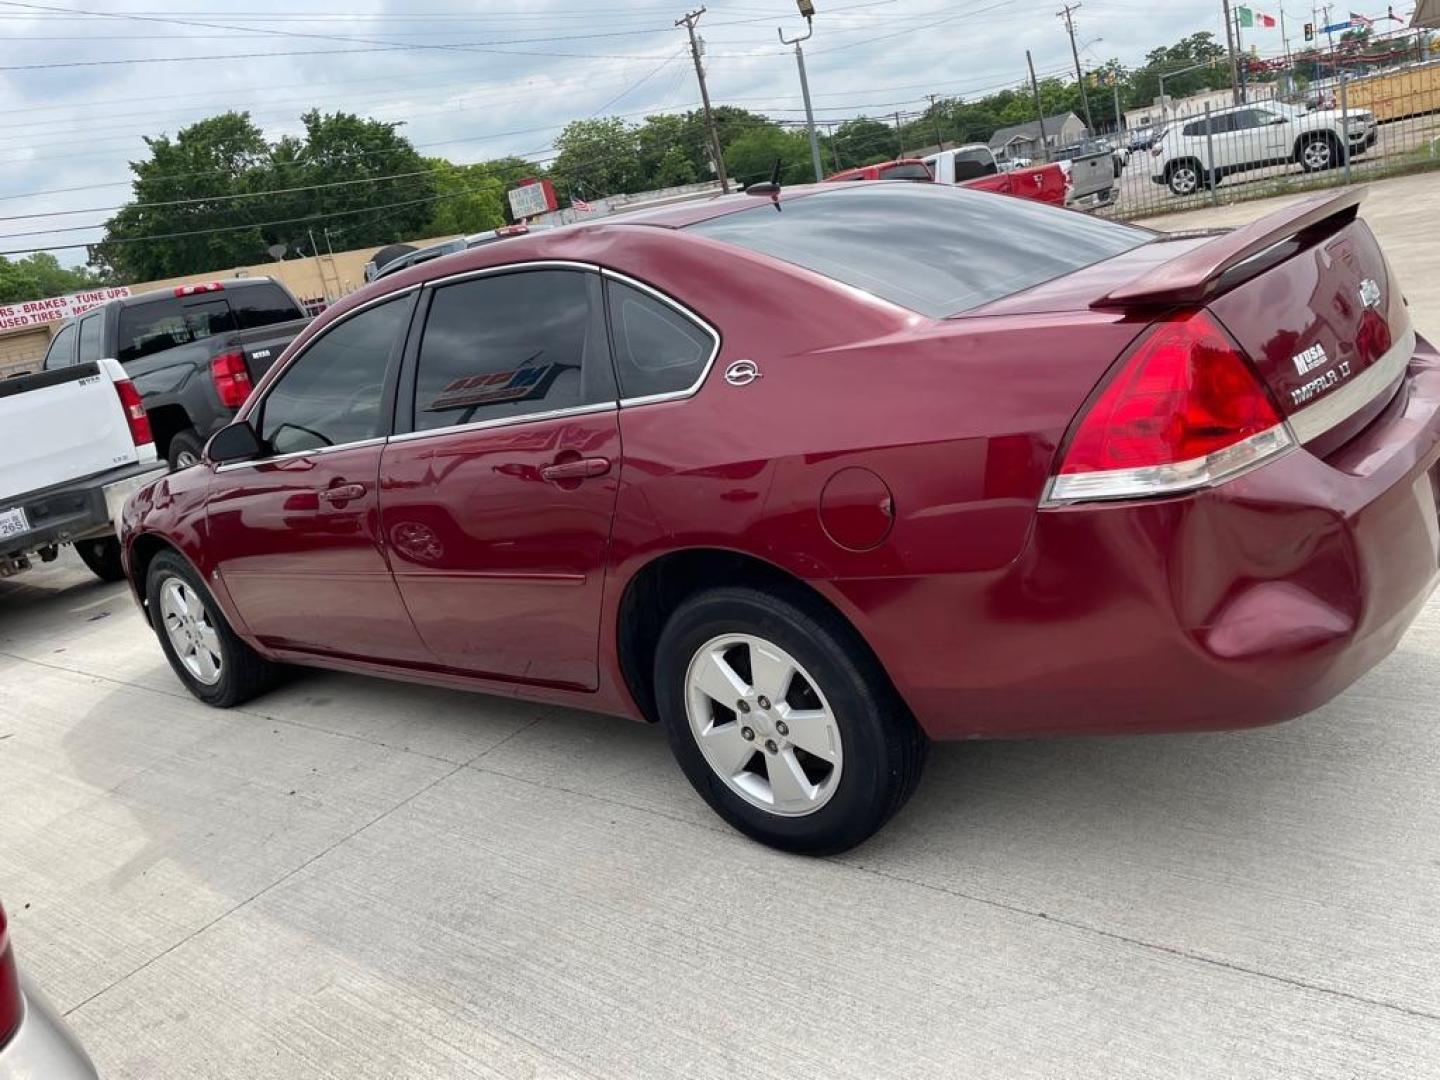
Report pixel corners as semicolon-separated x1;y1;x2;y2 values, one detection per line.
423;259;600;289
387;401;617;445
214;436;389;474
231;284;420;470
1287;323;1416;445
602;268;721;408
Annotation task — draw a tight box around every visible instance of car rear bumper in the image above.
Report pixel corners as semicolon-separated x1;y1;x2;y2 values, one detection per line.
833;337;1440;740
0;984;99;1079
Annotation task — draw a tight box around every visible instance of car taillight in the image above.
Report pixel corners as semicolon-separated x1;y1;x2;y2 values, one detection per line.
210;350;252;408
1043;310;1293;506
114;377;154;447
0;904;21;1048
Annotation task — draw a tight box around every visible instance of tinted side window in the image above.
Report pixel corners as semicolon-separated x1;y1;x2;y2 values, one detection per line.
259;298;408;455
1182;119;1206;137
878;163;933;181
77;313;104;365
952;149;995;181
231;284;304;330
412;270;613;433
606;281;715;400
42;323;77;369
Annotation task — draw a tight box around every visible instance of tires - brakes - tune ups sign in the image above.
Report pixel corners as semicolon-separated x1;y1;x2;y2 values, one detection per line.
506;178;558;221
0;286;132;330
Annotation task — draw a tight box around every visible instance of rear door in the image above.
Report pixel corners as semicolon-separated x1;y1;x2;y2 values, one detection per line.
378;266;621;689
207;292;431;662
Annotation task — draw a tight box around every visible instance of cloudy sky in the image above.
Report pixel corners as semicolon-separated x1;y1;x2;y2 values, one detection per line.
0;0;1300;265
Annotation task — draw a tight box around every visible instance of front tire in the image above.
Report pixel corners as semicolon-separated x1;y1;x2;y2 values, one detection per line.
654;586;926;855
145;550;278;707
1299;134;1339;172
75;536;125;582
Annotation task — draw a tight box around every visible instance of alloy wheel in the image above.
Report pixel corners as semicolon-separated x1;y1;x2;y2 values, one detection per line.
1304;139;1333;170
1171;166;1198;194
160;577;223;685
684;633;843;817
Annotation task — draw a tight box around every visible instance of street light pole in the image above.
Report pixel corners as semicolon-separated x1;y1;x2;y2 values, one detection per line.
779;2;824;182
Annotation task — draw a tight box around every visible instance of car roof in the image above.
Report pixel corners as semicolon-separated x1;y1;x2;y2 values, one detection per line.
118;276;284;307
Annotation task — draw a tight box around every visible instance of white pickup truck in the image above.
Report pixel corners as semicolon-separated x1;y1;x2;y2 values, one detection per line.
1;357;165;581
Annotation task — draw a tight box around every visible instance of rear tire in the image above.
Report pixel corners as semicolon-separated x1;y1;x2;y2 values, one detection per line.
167;429;205;472
75;536;125;582
1167;160;1203;196
654;586;927;855
145;550;278;707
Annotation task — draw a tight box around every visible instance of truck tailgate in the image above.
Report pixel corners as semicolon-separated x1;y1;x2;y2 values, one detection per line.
0;362;142;503
233;315;310;382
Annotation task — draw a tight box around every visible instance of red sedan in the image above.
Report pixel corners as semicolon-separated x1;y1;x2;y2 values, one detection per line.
121;183;1440;853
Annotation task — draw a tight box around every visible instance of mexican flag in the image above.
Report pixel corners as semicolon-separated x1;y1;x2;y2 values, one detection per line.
1237;6;1278;27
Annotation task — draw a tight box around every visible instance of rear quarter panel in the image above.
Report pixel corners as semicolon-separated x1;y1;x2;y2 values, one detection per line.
588;227;1151;708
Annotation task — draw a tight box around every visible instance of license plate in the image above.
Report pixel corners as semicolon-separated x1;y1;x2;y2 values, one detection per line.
0;506;30;540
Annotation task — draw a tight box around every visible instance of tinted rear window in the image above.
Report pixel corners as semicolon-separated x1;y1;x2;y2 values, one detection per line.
878;163;932;180
116;284;302;363
686;183;1150;317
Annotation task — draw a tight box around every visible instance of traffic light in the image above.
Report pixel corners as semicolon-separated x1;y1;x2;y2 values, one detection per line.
1304;21;1315;41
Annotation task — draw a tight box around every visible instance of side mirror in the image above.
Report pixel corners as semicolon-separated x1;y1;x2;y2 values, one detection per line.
206;420;263;465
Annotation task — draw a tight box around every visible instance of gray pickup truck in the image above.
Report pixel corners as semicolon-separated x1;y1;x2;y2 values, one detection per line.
40;277;311;469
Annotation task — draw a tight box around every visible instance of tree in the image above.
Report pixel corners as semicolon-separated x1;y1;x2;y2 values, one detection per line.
425;160;507;235
90;110;436;280
725;125;813;186
833;117;898;168
548;117;642;200
91;112;271;281
0;254;102;303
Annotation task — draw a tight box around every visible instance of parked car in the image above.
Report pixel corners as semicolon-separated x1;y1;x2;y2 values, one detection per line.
369;225;531;283
121;183;1438;854
1151;100;1377;196
0;901;100;1078
1128;126;1164;153
1;348;163;581
42;278;311;470
919;145;1070;206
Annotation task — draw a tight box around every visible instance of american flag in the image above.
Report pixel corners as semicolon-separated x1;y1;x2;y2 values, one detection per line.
572;197;593;212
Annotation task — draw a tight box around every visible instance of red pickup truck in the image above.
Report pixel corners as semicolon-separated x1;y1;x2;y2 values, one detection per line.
826;146;1070;207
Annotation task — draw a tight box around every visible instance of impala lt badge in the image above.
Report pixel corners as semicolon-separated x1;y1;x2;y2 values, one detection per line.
724;359;761;386
1359;278;1382;309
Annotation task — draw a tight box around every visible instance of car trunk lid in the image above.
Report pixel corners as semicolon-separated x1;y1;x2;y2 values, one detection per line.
1092;189;1412;452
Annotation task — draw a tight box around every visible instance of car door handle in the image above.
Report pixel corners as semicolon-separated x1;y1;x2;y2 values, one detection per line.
318;482;367;503
540;457;611;483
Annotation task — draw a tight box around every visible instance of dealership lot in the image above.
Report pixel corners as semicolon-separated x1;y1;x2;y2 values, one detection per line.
6;175;1440;1078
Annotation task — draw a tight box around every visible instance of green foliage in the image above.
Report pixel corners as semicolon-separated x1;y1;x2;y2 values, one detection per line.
549;117;643;201
725;126;814;186
422;160;506;236
0;253;102;304
91;110;438;281
833;118;899;167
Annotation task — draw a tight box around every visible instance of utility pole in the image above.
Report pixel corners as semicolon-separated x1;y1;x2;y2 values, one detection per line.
778;3;824;182
1026;49;1050;161
894;110;904;156
677;8;730;193
1222;0;1242;103
1112;78;1122;134
1057;4;1095;133
927;94;946;151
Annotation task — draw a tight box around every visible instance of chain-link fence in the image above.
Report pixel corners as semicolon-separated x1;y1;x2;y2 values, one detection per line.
1096;60;1440;222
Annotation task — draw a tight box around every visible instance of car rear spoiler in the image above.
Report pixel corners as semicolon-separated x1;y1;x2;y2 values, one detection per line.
1094;188;1365;309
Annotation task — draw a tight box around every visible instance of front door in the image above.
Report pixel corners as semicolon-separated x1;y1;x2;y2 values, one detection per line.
208;294;430;663
379;267;622;690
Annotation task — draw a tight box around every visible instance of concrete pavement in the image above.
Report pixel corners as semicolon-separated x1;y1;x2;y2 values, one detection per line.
4;175;1440;1078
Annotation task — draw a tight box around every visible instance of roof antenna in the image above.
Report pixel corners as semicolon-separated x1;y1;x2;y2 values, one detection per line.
745;157;783;210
